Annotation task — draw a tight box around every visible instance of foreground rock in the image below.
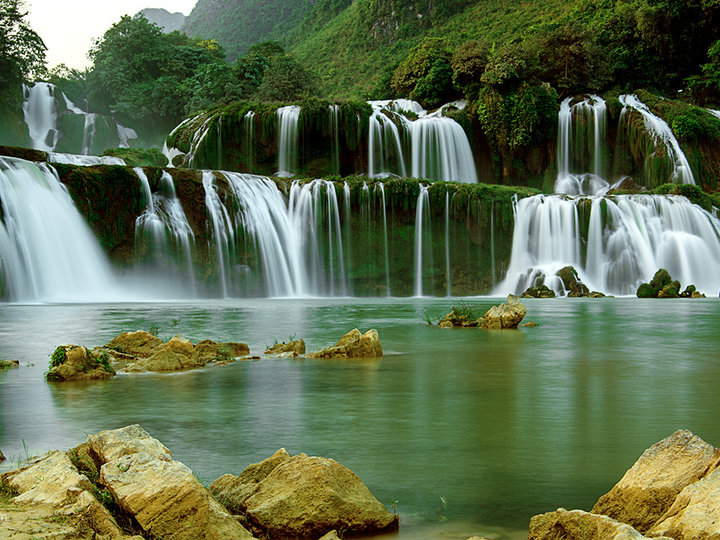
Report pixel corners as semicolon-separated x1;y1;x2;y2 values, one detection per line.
0;359;19;369
591;429;720;533
1;425;255;539
529;508;673;539
529;429;720;539
480;295;527;329
46;345;116;382
307;329;383;358
211;448;398;538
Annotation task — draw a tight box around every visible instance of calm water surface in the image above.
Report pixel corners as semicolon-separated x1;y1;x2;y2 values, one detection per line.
1;297;719;539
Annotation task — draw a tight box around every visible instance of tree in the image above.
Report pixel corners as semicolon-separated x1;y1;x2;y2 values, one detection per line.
390;38;456;108
0;0;46;111
253;54;316;101
451;40;489;100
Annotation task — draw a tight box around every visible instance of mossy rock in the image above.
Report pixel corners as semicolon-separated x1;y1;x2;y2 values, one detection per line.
636;283;657;298
649;269;672;291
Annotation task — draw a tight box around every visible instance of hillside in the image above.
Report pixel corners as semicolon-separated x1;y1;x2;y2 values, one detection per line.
181;0;312;61
137;8;186;33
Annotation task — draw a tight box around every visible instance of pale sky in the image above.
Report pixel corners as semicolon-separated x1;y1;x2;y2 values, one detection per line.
26;0;198;70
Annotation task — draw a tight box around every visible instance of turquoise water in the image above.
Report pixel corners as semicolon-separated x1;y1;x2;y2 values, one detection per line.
1;297;719;538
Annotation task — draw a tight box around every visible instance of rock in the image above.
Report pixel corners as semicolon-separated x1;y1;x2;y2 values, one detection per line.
521;321;536;327
480;295;527;329
100;451;254;539
591;429;720;533
649;269;672;292
648;466;720;538
437;304;481;327
190;339;250;366
636;283;657;298
46;345;116;382
164;335;194;358
319;531;342;540
0;449;4;461
87;424;172;464
142;346;185;372
521;284;556;298
528;508;673;539
106;331;163;358
680;284;696;297
691;290;706;298
121;362;148;373
210;449;398;538
1;450;123;537
658;284;679;298
588;291;607;298
265;339;306;356
0;359;19;369
307;329;383;358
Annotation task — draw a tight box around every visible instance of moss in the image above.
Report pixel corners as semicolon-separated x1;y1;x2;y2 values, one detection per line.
648;183;720;212
0;145;48;162
49;346;67;368
102;148;169;168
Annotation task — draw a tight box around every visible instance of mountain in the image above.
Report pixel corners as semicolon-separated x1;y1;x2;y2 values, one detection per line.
181;0;312;61
137;8;186;33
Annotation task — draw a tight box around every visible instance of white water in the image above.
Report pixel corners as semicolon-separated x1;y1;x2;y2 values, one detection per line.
23;83;58;152
414;184;431;297
49;153;126;166
0;157;120;302
619;94;695;185
277;106;301;177
708;109;720;121
244;111;255;172
410;116;477;183
330;105;340;175
368;105;407;178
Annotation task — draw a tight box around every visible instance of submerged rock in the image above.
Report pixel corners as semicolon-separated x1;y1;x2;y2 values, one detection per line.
480;295;527;329
45;345;116;382
307;329;383;358
106;330;164;358
210;448;398;538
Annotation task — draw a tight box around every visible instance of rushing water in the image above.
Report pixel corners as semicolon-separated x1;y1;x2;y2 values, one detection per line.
0;298;719;539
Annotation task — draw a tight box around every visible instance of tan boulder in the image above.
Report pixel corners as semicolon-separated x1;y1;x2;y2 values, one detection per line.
211;449;398;538
46;345;116;382
318;531;342;540
100;451;254;539
592;429;720;533
87;424;172;464
648;466;720;538
265;339;306;356
121;362;147;373
142;346;185;372
106;331;163;358
164;335;194;358
480;295;527;329
528;508;674;539
307;329;383;359
1;450;123;537
190;339;249;366
0;448;4;461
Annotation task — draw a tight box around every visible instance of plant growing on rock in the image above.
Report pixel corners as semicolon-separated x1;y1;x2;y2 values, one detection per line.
49;346;67;368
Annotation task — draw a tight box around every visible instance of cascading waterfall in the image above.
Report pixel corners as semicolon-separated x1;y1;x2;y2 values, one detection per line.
134;169;196;290
330;105;340;175
244;111;255;172
23;82;58;152
414;184;432;297
202;171;235;297
368;105;407;178
619;94;695;185
277;106;301;177
445;190;451;296
709;109;720;120
48;154;126;166
377;183;391;296
0;156;119;302
410;116;477;183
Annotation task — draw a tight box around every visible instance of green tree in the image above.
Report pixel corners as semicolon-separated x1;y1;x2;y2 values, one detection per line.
0;0;46;111
688;40;720;103
253;54;316;101
451;40;489;100
390;38;455;108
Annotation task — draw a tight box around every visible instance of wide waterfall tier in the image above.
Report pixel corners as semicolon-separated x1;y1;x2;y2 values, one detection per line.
0;156;121;302
22;82;136;156
165;99;478;183
496;193;720;296
618;94;695;186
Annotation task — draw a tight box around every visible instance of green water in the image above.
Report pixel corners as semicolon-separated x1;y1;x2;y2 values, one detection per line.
1;297;719;538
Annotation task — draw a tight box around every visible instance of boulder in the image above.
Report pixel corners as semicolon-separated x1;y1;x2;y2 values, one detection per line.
648;466;720;538
691;290;706;298
46;345;116;382
521;284;556;298
1;450;123;537
649;269;672;292
636;283;657;298
265;339;306;356
591;429;720;533
142;346;185;372
0;448;4;461
480;295;527;329
100;451;254;539
87;424;172;463
210;449;398;538
0;359;19;369
307;329;383;358
190;339;249;366
529;508;673;540
164;335;194;358
106;331;163;358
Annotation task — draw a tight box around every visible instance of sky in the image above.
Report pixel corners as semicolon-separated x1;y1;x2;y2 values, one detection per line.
26;0;198;70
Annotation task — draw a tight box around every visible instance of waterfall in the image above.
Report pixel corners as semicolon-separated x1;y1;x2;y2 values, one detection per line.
410;116;477;183
414;184;431;297
709;109;720;120
445;190;451;296
277;105;301;177
619;94;695;185
134;169;196;290
377;183;391;296
330;105;340;175
343;181;353;296
117;124;138;148
554;95;610;195
368;106;407;178
49;154;126;166
495;193;720;296
0;156;119;302
22;82;58;152
244;111;255;172
202;171;234;297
